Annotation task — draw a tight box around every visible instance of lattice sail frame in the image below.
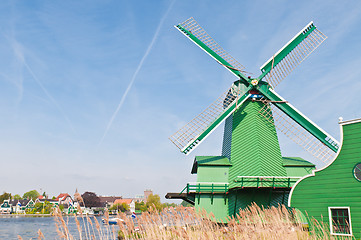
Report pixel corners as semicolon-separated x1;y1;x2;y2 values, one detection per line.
260;23;327;88
177;17;247;75
169;83;247;152
258;99;336;163
171;18;337;158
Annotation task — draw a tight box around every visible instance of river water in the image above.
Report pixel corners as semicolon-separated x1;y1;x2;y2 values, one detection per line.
0;215;115;239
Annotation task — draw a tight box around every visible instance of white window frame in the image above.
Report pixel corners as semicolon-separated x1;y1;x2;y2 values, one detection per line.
328;206;353;236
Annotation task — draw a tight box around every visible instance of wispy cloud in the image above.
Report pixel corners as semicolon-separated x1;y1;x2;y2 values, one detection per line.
7;36;76;133
98;0;176;146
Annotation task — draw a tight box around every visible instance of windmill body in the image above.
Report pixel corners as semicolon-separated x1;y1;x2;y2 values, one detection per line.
166;18;340;221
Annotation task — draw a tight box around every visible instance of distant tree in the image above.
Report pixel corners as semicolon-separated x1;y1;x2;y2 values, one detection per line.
135;201;147;212
59;204;64;211
163;202;178;208
13;194;22;200
109;203;129;212
82;192;100;207
23;190;40;200
0;192;11;204
27;201;53;214
146;194;163;211
181;200;193;207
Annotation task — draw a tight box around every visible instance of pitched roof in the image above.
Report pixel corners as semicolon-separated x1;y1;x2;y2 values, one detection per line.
56;193;72;201
282;157;315;167
114;199;133;205
9;199;32;206
99;196;122;203
191;156;231;174
37;198;58;203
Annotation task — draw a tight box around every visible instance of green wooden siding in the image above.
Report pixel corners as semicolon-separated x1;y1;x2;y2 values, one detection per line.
290;120;361;239
195;194;229;222
283;157;316;177
197;166;229;183
228;188;290;217
228;100;286;189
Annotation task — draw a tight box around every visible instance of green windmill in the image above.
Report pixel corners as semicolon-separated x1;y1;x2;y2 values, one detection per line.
166;18;340;221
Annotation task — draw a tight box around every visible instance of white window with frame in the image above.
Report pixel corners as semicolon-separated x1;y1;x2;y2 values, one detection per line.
328;207;352;236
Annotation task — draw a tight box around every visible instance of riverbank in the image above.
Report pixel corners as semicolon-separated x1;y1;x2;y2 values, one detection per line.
0;213;52;217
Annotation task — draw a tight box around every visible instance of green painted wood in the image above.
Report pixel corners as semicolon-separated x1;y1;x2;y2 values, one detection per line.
195;194;229;222
259;23;316;79
191;156;231;174
181;86;252;154
227;100;286;190
283;157;315;177
290;120;361;239
194;159;231;221
197;166;229;183
176;24;249;83
228;188;290;217
257;84;339;152
282;157;316;167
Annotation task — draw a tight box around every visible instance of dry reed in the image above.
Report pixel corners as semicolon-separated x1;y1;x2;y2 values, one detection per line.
19;203;356;240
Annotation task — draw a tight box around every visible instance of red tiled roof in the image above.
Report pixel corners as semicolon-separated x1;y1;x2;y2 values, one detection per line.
56;193;71;201
114;199;133;205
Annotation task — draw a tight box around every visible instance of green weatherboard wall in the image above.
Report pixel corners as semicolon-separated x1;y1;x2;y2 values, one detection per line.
192;156;231;221
225;100;288;216
290;119;361;239
189;100;318;221
226;100;287;186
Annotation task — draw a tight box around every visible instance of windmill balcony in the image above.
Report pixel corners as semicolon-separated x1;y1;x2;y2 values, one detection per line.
234;176;301;189
180;182;229;195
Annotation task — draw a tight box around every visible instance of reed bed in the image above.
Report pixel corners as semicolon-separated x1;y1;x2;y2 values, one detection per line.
19;203;354;240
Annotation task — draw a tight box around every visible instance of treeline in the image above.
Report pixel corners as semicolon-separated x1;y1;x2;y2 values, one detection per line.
0;190;42;202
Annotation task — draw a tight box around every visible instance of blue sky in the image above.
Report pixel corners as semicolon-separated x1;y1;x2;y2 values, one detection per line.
0;0;360;200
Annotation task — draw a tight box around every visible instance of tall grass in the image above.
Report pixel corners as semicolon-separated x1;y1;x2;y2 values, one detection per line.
19;203;354;239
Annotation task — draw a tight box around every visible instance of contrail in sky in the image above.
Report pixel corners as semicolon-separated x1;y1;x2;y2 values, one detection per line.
98;0;176;146
9;38;76;133
23;60;76;133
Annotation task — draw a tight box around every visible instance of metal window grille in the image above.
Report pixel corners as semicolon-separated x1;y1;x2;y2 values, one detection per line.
331;208;351;234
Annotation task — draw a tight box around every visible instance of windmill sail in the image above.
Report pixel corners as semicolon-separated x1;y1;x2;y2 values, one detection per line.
259;22;327;88
259;101;337;163
169;84;251;154
257;87;339;153
176;18;249;82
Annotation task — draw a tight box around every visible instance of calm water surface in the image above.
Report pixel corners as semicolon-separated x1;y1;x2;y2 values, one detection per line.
0;215;108;240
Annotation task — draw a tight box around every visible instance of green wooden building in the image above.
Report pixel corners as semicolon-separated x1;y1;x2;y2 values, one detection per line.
166;17;354;235
289;118;361;238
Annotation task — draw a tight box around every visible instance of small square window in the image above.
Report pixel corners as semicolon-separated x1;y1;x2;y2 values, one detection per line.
329;207;352;235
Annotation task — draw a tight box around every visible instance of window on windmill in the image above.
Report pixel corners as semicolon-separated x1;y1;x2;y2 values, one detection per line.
329;207;352;235
353;163;361;181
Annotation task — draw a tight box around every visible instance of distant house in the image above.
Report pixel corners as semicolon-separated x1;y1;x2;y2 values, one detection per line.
113;199;135;213
133;194;145;203
10;199;35;214
0;199;35;214
0;200;11;214
133;190;153;203
99;196;122;208
56;193;73;205
35;198;59;206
